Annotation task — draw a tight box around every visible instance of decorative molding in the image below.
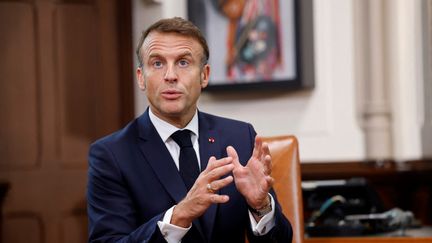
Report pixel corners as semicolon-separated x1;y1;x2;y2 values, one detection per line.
0;2;41;170
3;212;44;243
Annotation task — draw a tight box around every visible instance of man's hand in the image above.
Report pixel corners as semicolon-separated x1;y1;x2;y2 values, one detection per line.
228;136;274;212
171;156;234;228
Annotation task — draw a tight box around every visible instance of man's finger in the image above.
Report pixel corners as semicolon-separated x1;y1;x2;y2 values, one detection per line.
263;154;272;175
262;142;271;158
206;163;234;181
252;136;262;159
205;156;232;171
226;146;242;167
208;175;233;192
265;175;275;188
209;194;230;204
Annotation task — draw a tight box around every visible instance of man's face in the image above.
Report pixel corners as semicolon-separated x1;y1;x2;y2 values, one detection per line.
136;32;209;126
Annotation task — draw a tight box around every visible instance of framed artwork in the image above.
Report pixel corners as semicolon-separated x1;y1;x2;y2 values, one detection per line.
188;0;314;91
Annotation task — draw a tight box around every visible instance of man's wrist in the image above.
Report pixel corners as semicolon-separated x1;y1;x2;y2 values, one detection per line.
248;195;272;217
171;204;193;228
158;206;191;242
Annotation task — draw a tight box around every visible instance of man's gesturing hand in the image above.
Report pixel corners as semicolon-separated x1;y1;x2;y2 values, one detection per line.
228;136;274;211
171;156;234;228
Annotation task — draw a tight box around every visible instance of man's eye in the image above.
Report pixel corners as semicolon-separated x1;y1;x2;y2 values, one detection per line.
178;60;189;67
153;61;163;68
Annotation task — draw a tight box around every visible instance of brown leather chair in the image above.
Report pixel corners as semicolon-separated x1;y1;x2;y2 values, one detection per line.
262;135;304;243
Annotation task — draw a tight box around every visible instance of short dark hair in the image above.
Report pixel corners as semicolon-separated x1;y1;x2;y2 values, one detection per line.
136;17;209;67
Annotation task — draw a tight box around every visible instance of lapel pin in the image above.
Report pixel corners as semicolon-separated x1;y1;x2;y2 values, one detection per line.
208;137;215;143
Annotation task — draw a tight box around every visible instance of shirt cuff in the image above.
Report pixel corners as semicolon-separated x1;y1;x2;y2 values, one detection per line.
157;205;191;243
248;194;276;235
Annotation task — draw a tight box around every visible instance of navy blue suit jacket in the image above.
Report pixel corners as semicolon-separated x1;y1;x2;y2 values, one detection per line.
87;110;292;242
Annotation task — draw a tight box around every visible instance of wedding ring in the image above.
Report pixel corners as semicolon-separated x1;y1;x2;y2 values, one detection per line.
206;183;215;193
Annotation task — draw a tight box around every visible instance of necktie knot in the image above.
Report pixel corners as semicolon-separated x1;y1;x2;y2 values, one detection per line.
171;130;193;148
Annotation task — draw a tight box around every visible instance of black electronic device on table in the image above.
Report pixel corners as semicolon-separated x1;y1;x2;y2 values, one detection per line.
303;177;418;237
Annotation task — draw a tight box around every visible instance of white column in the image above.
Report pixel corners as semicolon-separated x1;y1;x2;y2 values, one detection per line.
354;0;393;159
387;0;423;160
422;0;432;157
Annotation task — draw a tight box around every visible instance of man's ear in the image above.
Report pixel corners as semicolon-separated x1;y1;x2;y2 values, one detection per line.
136;67;146;91
200;64;210;89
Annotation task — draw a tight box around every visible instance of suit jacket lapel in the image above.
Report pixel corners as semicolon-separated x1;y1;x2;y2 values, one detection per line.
198;112;222;241
137;110;206;241
137;111;187;203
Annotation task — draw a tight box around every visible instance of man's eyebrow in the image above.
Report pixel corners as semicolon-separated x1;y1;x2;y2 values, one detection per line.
147;51;194;60
177;51;193;59
148;53;163;59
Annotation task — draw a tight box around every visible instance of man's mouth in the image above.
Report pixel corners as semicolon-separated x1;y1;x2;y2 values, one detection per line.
161;89;182;100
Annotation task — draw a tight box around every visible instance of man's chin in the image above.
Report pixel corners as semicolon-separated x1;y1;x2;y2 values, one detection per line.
160;106;187;118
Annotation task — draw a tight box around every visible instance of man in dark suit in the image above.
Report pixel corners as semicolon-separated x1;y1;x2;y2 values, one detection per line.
87;17;292;243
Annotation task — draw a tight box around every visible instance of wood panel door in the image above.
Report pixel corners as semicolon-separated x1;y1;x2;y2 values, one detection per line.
0;0;133;242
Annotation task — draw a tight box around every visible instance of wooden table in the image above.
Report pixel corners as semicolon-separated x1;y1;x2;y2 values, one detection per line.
305;227;432;243
301;159;432;225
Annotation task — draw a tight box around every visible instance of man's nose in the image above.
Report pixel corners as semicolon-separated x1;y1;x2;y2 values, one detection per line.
164;64;178;82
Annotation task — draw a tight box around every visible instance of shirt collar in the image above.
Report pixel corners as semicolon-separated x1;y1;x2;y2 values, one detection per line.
148;108;199;142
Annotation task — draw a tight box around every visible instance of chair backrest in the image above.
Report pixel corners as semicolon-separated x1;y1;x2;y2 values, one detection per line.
262;135;304;243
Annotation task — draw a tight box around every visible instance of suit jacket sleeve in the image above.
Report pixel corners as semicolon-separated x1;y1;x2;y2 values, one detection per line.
246;191;293;243
243;124;293;243
87;141;166;243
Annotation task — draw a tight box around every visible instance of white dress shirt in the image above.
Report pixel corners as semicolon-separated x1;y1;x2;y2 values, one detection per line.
148;108;275;243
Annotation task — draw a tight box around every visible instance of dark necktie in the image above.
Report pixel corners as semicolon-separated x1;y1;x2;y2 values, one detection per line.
171;130;200;191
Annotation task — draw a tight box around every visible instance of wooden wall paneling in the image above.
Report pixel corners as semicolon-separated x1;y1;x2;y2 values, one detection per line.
55;2;101;166
61;210;88;243
0;2;40;169
0;0;133;242
2;213;43;243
